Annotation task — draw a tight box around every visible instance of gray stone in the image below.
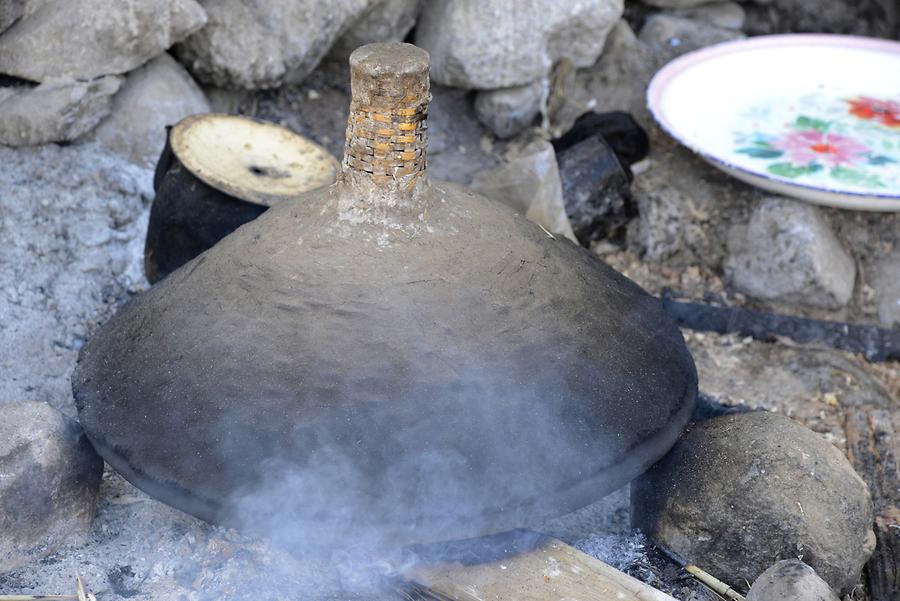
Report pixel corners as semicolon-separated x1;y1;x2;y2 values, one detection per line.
639;13;744;63
641;0;714;7
873;250;900;327
0;76;122;146
470;137;577;242
747;560;839;601
0;0;206;82
671;1;746;29
330;0;420;63
415;0;623;89
741;0;897;39
724;197;857;310
473;79;546;139
417;83;502;184
629;182;690;262
202;85;254;114
0;0;25;34
554;16;738;136
632;411;876;594
555;19;657;132
0;401;103;574
88;53;210;167
0;143;151;416
625;140;755;266
174;0;373;89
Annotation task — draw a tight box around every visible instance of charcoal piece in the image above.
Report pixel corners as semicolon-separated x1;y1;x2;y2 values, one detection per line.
552;111;650;168
144;114;338;283
556;134;634;246
844;409;900;601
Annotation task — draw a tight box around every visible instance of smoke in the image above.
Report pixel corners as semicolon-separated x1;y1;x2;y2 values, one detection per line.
74;189;692;598
201;342;644;597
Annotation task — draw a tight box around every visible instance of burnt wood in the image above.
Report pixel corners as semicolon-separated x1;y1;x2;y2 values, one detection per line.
401;530;677;601
661;290;900;362
844;409;900;601
551;111;650;170
555;135;634;246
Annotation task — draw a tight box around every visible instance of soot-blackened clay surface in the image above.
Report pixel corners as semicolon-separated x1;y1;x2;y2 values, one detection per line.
73;43;697;549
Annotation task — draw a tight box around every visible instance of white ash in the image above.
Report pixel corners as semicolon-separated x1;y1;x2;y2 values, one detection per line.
0;468;646;601
0;142;151;417
0;141;652;599
575;531;651;573
0;470;361;601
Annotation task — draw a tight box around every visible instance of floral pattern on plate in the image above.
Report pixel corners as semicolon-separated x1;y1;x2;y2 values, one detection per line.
733;93;900;191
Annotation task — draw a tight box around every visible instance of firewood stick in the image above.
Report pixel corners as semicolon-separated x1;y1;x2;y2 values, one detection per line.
844;409;900;601
74;577;87;601
401;531;677;601
0;597;78;601
684;565;746;601
658;545;746;600
660;289;900;362
0;575;94;601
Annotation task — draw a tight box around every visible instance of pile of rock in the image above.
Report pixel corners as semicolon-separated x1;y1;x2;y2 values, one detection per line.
0;141;152;575
0;0;425;166
416;0;624;139
584;1;898;327
0;0;209;164
638;0;897;38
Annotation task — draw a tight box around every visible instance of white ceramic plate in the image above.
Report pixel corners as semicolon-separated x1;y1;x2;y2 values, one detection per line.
647;34;900;211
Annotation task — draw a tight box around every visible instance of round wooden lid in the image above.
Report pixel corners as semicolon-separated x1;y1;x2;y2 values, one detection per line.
170;113;338;207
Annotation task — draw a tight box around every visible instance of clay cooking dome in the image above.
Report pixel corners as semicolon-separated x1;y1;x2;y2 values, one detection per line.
73;43;698;549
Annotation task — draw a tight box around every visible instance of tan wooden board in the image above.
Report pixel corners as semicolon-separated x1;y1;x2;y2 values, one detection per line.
403;534;677;601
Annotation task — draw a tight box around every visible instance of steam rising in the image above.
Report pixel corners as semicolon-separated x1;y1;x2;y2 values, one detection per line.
207;345;646;596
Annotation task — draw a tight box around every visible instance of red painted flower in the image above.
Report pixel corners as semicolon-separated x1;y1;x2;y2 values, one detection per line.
771;130;869;167
847;96;900;128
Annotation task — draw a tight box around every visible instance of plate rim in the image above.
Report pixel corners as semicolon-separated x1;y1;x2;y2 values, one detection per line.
646;33;900;209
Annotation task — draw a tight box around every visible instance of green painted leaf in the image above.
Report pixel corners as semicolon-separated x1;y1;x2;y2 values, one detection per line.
830;166;884;188
794;115;830;132
882;140;894;151
868;155;896;166
737;147;783;159
767;162;822;178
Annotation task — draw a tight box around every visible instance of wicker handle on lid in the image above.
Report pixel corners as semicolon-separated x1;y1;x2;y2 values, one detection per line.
343;42;430;185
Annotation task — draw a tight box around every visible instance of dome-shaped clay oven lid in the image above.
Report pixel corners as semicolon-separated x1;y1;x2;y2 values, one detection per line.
74;43;697;549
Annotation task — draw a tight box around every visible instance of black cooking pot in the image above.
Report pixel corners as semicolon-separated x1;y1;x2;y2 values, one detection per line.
145;115;338;283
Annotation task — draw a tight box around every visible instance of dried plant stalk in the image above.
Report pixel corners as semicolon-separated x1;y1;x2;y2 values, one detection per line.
74;577;87;601
0;595;78;601
684;564;747;601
